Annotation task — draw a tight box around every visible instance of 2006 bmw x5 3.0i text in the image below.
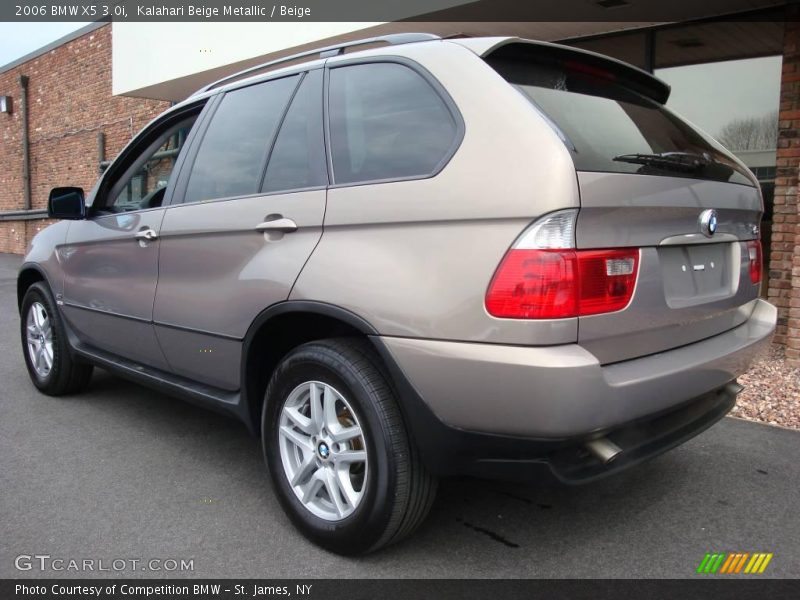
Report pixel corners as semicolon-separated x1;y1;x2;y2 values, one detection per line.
17;34;776;554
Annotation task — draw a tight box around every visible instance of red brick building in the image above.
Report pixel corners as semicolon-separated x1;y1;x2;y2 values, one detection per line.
0;23;168;254
774;17;800;361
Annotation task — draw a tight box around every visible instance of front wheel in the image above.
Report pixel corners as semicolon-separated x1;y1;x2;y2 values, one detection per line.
20;282;93;395
263;338;437;555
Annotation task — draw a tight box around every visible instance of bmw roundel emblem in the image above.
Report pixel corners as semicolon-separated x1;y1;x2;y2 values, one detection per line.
318;442;330;459
699;209;718;237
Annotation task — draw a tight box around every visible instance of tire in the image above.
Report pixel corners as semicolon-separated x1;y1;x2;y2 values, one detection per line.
20;282;93;396
263;338;437;555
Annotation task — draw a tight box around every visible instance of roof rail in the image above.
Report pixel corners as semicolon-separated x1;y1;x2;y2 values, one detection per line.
192;32;441;96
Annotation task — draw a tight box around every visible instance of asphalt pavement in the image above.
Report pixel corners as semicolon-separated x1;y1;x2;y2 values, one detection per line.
1;252;798;578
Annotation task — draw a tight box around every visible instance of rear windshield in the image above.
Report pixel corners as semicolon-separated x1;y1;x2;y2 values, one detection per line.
488;58;754;186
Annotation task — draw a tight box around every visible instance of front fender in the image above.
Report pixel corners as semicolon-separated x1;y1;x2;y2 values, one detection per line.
18;220;70;310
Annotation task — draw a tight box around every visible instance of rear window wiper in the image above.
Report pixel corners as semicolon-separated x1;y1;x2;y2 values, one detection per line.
612;151;711;173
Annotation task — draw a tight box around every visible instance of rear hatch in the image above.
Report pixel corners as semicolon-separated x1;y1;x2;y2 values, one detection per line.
479;39;763;363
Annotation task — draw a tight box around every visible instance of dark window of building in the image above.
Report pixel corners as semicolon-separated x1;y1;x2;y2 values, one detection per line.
750;166;777;181
184;75;299;203
262;70;327;193
328;62;457;185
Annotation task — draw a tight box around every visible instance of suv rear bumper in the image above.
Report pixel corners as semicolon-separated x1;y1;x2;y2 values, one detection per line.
373;298;776;480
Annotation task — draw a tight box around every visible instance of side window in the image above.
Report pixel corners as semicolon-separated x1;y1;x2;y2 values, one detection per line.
183;75;299;204
107;117;196;212
262;70;327;193
328;62;458;185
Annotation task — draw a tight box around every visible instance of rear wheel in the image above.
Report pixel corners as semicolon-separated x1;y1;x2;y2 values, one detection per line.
263;338;437;555
20;282;93;395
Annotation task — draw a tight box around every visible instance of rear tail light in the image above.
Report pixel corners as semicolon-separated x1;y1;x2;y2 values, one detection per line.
746;240;762;285
576;249;639;316
485;210;640;319
485;249;579;319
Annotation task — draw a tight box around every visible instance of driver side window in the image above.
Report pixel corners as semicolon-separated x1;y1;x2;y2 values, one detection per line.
107;117;197;212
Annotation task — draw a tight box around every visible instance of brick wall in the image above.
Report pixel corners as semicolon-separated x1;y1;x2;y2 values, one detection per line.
0;219;58;255
771;14;800;365
0;24;169;254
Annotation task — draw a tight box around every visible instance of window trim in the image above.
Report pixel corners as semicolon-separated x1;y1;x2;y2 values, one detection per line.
324;56;465;189
165;186;331;213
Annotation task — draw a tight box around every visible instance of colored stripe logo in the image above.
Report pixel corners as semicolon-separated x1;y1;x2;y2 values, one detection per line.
696;552;773;574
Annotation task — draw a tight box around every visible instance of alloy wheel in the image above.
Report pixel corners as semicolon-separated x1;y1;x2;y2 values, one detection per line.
26;301;54;378
278;381;368;521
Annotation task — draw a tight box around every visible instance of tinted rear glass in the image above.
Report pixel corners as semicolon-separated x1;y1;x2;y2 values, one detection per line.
329;62;458;185
488;58;753;186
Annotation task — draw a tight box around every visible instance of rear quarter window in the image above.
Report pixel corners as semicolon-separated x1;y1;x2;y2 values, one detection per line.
328;62;459;185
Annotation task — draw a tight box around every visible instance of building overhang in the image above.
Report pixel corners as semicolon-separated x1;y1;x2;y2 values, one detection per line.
112;0;788;102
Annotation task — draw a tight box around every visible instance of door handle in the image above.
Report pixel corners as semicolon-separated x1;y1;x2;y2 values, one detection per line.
255;217;298;233
135;228;159;242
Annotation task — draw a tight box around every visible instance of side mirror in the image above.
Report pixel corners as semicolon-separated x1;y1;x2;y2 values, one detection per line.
48;187;86;220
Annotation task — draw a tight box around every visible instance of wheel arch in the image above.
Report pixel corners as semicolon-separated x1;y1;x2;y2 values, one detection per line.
17;264;50;312
240;301;380;435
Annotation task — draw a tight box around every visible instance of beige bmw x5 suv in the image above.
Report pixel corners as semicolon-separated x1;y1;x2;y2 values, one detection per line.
18;33;775;553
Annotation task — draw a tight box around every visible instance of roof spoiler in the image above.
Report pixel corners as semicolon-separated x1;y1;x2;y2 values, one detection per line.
452;37;671;105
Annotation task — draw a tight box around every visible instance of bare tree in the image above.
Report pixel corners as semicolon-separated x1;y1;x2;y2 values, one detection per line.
717;110;778;151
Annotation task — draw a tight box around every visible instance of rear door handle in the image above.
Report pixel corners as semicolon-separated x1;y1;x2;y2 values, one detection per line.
255;217;298;233
135;228;158;242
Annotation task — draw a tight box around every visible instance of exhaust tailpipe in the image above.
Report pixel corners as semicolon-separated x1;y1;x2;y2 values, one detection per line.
725;381;744;396
585;437;623;465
